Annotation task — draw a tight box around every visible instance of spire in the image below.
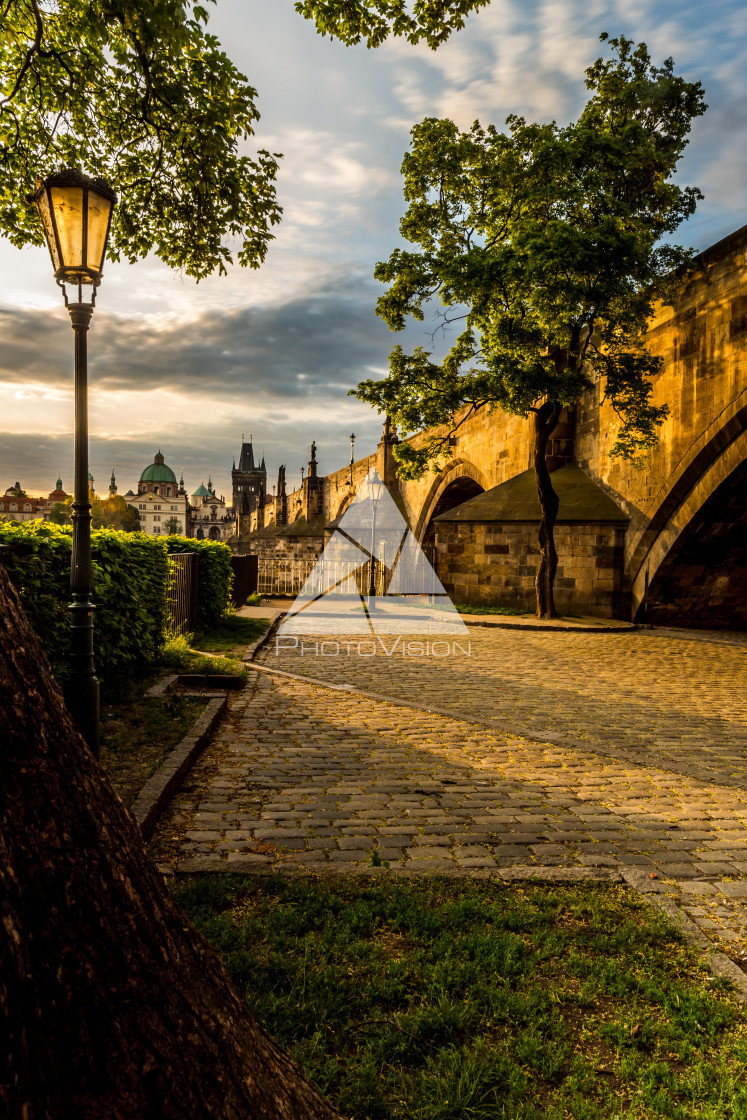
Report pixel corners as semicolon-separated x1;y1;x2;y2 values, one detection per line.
178;468;186;496
239;440;256;472
208;470;213;494
108;465;117;496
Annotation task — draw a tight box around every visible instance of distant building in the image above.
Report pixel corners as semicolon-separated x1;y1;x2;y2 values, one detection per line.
128;451;189;536
0;482;42;522
231;438;266;533
189;473;233;541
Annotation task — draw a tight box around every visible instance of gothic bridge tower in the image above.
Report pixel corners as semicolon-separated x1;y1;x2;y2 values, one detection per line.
231;437;266;520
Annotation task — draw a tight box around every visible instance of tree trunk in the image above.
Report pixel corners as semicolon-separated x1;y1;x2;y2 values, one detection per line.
533;401;561;619
0;562;345;1120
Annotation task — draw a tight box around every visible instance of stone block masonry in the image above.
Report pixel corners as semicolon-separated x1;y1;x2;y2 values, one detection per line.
435;523;624;616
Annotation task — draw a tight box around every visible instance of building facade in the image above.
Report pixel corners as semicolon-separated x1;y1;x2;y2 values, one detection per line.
189;474;233;541
0;483;43;521
128;451;189;536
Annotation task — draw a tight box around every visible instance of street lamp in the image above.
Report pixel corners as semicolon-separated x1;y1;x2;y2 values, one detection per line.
367;469;385;611
349;433;356;488
32;168;117;755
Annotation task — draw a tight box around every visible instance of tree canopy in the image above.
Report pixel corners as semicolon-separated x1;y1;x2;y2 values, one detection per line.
0;0;488;280
295;0;490;49
355;34;707;479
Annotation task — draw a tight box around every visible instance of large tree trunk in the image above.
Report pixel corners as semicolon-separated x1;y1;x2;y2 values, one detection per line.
533;401;562;619
0;562;345;1120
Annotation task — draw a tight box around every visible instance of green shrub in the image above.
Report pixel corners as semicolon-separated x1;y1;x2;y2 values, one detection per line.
0;521;168;690
0;521;72;678
162;535;233;630
93;528;169;686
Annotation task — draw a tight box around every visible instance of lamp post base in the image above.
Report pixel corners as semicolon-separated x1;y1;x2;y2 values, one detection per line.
64;672;100;755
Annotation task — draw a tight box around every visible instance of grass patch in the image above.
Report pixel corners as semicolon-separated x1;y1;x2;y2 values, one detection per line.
455;604;531;616
161;633;249;679
173;874;747;1120
100;614;269;802
101;686;206;806
192;612;270;655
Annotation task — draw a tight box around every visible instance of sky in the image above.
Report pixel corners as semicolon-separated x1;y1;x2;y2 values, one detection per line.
2;0;746;500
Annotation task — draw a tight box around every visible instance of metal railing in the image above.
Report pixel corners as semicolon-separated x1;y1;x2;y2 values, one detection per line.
165;551;198;636
257;556;389;598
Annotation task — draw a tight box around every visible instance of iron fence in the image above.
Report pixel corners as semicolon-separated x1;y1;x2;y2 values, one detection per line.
165;551;198;637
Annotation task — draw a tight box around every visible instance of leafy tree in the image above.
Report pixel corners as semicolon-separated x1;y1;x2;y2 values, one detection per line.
0;0;488;1110
48;501;71;525
163;515;181;535
295;0;490;48
93;494;141;532
355;34;706;618
1;0;487;279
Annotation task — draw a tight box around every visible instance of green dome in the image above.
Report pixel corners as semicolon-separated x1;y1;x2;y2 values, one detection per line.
140;450;177;484
192;481;210;498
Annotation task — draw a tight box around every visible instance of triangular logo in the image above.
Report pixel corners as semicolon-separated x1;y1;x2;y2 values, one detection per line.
278;469;468;637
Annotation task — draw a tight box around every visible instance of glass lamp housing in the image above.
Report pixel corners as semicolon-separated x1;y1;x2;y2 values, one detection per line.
368;469;385;504
33;169;116;289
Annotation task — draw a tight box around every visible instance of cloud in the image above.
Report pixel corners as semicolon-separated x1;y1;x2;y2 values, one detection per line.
0;270;398;496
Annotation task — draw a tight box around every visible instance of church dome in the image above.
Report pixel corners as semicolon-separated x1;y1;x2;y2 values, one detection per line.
192;481;210;498
140;450;177;484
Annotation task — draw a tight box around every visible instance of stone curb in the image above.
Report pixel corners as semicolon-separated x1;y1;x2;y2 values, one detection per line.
133;618;276;840
618;869;747;1003
169;859;623;881
461;618;637;634
244;612;285;662
132;696;227;840
146;673;178;698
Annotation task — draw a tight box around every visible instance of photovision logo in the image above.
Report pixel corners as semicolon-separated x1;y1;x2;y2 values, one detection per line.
276;469;470;656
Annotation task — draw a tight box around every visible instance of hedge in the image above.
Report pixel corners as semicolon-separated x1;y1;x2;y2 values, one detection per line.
0;521;168;690
162;535;233;631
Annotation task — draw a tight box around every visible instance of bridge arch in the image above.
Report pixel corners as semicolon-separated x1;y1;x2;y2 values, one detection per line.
627;400;747;622
334;492;355;521
414;459;489;545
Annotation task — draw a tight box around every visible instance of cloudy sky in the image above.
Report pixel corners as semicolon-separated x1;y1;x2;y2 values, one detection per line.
2;0;746;500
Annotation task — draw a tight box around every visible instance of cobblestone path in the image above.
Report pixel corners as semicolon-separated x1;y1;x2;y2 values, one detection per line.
149;624;747;965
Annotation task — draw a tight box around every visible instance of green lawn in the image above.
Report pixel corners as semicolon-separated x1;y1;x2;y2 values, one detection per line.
192;612;270;654
173;873;747;1120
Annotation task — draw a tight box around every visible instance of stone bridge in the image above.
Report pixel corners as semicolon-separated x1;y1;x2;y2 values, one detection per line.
237;223;747;627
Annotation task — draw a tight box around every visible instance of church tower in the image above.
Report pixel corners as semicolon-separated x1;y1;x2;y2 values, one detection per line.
231;436;267;517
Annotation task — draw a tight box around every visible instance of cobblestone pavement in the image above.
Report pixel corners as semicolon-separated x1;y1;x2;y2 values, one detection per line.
266;625;747;788
149;624;747;966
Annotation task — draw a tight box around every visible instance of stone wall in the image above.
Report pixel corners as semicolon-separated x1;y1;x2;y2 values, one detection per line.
575;223;747;610
434;521;625;617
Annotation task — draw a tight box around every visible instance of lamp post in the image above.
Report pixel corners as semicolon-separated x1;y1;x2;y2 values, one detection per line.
32;168;117;756
349;433;355;488
367;469;385;611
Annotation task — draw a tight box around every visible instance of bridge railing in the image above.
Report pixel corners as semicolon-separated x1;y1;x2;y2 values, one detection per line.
257;556;389;598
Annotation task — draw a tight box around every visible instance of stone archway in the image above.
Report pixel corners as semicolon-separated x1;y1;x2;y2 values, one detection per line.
643;456;747;628
627;412;747;620
334;493;355;521
414;460;488;546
